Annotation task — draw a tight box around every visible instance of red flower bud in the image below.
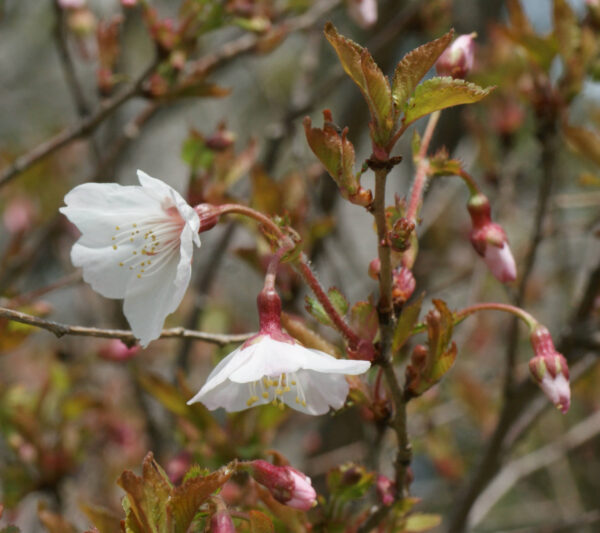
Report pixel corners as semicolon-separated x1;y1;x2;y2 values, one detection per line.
376;474;396;506
98;339;139;361
392;267;416;305
436;33;476;79
368;258;381;280
468;194;516;283
249;460;317;510
529;326;570;414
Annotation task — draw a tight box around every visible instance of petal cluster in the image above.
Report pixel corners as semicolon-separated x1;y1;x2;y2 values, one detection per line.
188;334;370;415
60;170;200;346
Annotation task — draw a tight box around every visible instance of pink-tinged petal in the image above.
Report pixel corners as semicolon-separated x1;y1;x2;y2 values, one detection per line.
348;0;378;29
540;373;571;414
286;469;317;510
483;243;517;283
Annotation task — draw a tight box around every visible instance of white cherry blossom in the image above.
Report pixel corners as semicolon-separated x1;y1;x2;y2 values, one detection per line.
188;334;371;415
60;170;200;346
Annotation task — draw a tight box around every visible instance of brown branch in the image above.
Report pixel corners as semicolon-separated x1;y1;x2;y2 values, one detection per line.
0;61;156;188
0;306;253;346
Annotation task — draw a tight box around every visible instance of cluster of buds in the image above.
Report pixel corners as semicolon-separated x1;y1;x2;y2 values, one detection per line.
376;474;396;506
247;460;317;510
96;16;123;95
388;217;415;252
391;267;416;306
436;33;476;79
529;326;571;414
467;193;516;283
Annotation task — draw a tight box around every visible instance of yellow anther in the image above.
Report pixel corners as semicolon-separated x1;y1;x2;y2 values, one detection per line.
275;388;283;395
295;397;301;403
278;401;285;410
141;262;145;266
284;386;291;392
113;245;117;250
112;237;116;241
130;238;134;242
133;223;137;228
133;251;137;255
119;262;124;267
291;380;297;386
262;392;269;399
262;378;271;388
301;400;307;407
129;266;133;270
246;395;259;406
147;260;151;264
141;269;145;273
137;274;141;279
115;226;120;230
271;398;278;406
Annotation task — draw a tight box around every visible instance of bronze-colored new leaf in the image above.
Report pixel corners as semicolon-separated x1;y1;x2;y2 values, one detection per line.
392;293;424;353
324;23;393;145
392;30;454;110
168;466;234;533
117;453;173;533
563;124;600;167
403;77;493;127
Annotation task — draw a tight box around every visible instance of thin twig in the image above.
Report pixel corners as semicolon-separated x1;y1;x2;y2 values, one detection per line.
0;306;253;346
0;61;156;188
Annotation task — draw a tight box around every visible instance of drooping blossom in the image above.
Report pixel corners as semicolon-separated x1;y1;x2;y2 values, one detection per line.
467;193;517;283
529;326;571;414
347;0;378;29
60;170;201;346
188;288;371;415
248;460;317;511
436;33;476;79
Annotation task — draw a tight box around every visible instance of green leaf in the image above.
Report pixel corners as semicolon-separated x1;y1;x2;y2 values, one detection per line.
168;466;234;533
324;23;393;144
403;77;493;126
392;30;454;110
327;287;349;317
563;124;600;167
404;513;442;532
0;527;21;533
428;148;464;177
303;111;357;195
392;294;424;353
305;295;333;327
249;510;275;533
181;133;214;172
349;301;378;342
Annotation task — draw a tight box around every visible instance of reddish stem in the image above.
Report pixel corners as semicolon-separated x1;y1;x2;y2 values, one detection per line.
406;110;441;224
455;302;538;330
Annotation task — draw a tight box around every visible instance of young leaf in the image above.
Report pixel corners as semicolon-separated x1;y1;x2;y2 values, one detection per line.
392;293;424;353
403;77;492;126
79;503;122;533
404;513;442;532
324;23;393;144
137;372;189;417
117;453;173;533
168;466;234;533
327;463;374;502
392;30;454;110
305;295;333;327
349;301;378;342
328;287;349;317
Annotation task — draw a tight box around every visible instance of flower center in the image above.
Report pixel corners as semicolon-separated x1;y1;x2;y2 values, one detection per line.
111;211;184;280
246;373;307;410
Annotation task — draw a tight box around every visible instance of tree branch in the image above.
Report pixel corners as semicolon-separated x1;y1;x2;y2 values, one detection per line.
0;306;252;346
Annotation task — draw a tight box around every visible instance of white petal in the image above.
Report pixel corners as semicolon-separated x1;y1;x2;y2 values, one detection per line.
187;344;258;401
483;243;517;283
71;241;135;298
191;379;257;412
122;246;181;346
299;347;372;375
60;182;162;247
297;370;350;414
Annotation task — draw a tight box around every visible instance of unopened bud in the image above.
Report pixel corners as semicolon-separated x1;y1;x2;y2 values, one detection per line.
376;474;395;506
368;258;380;280
3;197;35;235
248;460;317;510
208;497;235;533
391;267;415;305
436;33;476;79
347;0;378;29
388;217;414;252
468;194;516;283
529;326;570;414
98;339;139;361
